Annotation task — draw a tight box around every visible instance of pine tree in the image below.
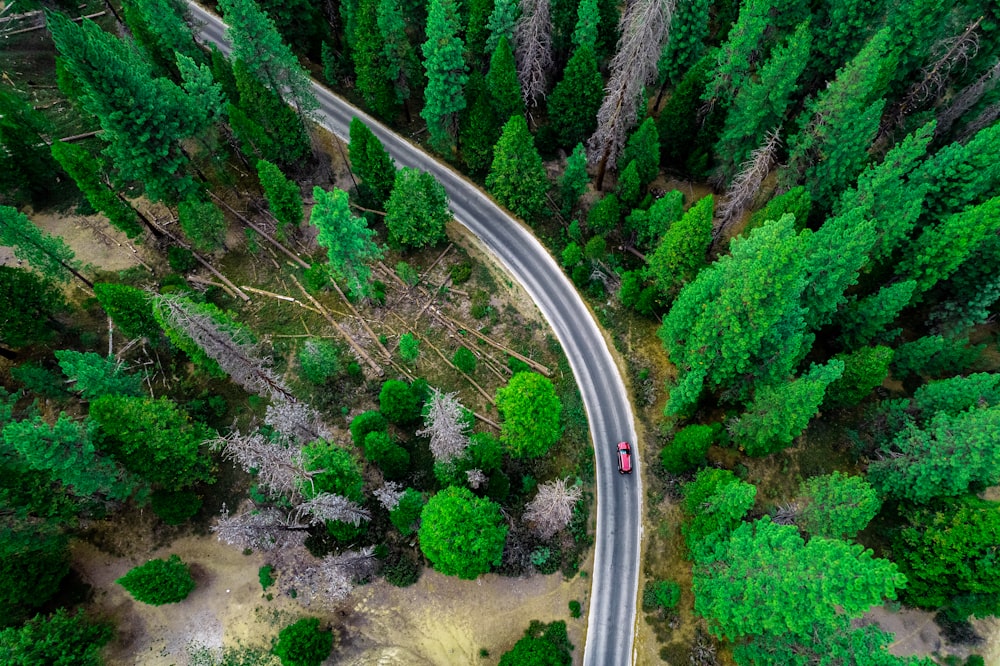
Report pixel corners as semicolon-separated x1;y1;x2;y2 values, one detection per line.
824;345;893;407
256;0;325;55
422;0;468;153
309;187;384;299
681;468;756;561
0;88;61;206
513;0;553;106
177;196;227;252
912;121;1000;225
384;168;451;249
230;59;311;165
378;0;417;116
745;187;812;236
648;194;713;298
94;282;160;339
659;215;808;415
571;0;599;50
124;0;205;71
176;55;226;133
627;189;683;250
486;115;549;220
459;72;502;174
812;0;889;75
836;281;915;349
485;0;518;53
547;43;603;149
715;22;811;183
256;159;303;237
352;0;398;119
657;53;713;169
616;161;641;207
0;205;92;288
50;142;144;239
701;0;777;109
797;472;881;540
621;117;660;187
0;266;65;350
465;0;494;63
348;118;397;206
586;193;620;235
487;37;524;124
209;45;239;104
656;0;709;87
559;143;589;214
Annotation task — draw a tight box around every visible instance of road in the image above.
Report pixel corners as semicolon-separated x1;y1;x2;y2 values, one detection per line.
186;6;642;663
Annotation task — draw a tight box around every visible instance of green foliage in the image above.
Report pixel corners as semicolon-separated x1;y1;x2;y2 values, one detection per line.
615;161;641;208
658;54;714;169
496;372;563;458
797;472;880;540
621;118;660;186
385;168;450;249
547;45;603;150
259;565;275;590
421;0;468;152
660;423;716;474
0;205;85;286
912;373;1000;417
379;379;422;423
837;280;916;349
487;115;549;220
256;160;303;236
868;405;1000;503
389;488;425;535
271;617;332;666
150;489;202;525
914;121;1000;225
117;554;195;605
642;580;681;613
151;297;236;376
90;395;214;489
824;346;892;408
349;410;388;447
352;0;398;119
571;0;599;50
0;607;111;665
459;73;502;174
497;620;572;666
168;246;198;272
731;361;844;457
693;517;904;641
50;141;143;238
586;194;620;235
656;0;709;86
0;266;64;348
301;440;363;501
583;236;606;261
418;486;507;579
681;468;756;562
559;143;590;214
628;190;683;251
561;242;582;268
348;119;397;207
702;0;776;106
398;333;420;363
297;339;341;384
0;529;69;627
648;194;713;297
363;431;410;479
309;187;383;300
892;335;982;380
745;186;812;237
228;59;310;166
395;261;420;287
895;497;1000;618
10;363;66;399
452;346;477;374
569;599;582;618
660;215;809;415
486;37;523;123
54;350;142;400
0;88;61;207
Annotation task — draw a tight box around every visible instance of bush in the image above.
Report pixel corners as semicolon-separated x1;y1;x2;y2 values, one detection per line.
349;410;388;447
272;617;332;666
383;552;421;587
562;242;582;268
150;489;202;525
0;608;113;666
450;261;473;284
642;580;681;612
569;600;582;618
379;379;423;424
584;235;606;261
452;346;477;374
395;261;420;286
259;565;275;591
471;289;492;319
825;346;893;407
363;430;410;479
167;246;197;272
660;424;716;474
398;332;420;363
298;339;340;384
116;554;195;605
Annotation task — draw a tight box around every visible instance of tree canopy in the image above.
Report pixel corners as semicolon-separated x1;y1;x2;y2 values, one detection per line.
418;486;507;579
495;372;563;458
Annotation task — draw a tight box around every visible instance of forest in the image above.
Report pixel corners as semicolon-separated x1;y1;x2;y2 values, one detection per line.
0;0;999;662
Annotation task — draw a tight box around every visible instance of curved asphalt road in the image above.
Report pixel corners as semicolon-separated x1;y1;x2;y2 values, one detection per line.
186;6;642;662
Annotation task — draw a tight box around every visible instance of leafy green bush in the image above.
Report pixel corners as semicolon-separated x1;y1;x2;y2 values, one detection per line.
452;346;477;374
398;332;420;363
116;554;195;605
561;242;582;268
150;489;202;525
824;346;893;407
389;488;425;535
498;620;573;665
396;261;420;286
569;600;582;618
349;410;387;447
298;339;340;384
363;430;410;479
660;423;717;474
383;552;421;587
259;565;275;591
0;608;112;666
449;261;472;284
379;379;423;424
167;246;197;272
642;580;681;612
272;617;332;666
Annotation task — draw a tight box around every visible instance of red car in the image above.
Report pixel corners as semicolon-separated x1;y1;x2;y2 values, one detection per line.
617;441;632;474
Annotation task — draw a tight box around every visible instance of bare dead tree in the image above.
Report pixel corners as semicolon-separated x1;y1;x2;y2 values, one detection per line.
958;101;1000;143
771;501;800;526
291;492;371;526
280;546;379;608
713;129;781;247
416;388;471;462
513;0;553;106
373;481;405;511
153;294;295;402
935;58;1000;137
208;430;306;499
587;0;675;189
264;400;329;443
212;505;290;551
523;477;583;539
466;468;488;489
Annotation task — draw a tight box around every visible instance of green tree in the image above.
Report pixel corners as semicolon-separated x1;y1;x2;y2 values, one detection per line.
615;161;641;207
824;346;893;407
571;0;599;50
125;0;205;75
0;88;61;206
586;193;620;235
730;361;844;457
272;617;332;666
912;373;1000;417
660;423;716;474
693;517;904;641
177;196;227;252
459;73;502;174
744;187;812;236
309;187;384;300
398;332;420;363
421;0;468;153
229;59;311;166
389;487;425;535
559;143;590;214
894;497;1000;618
647;194;713;298
487;37;524;124
297;339;340;383
891;334;982;380
362;430;409;479
658;53;713;169
117;554;195;605
352;0;398;119
89;395;213;489
301;439;364;501
627;189;683;251
452;346;477;374
485;0;518;53
418;486;507;579
702;0;776;107
659;215;809;414
378;0;417;115
868;405;1000;503
656;0;709;86
496;371;563;458
812;0;889;74
151;297;243;376
384;168;450;249
94;283;159;340
50;142;144;239
54;350;142;400
797;472;880;540
0;267;64;349
256;160;303;237
349;410;388;447
0;529;69;628
348;118;397;207
0;608;113;666
547;44;603;149
0;205;91;288
837;280;916;349
498;620;573;665
487;115;549;220
681;468;756;562
913;122;1000;225
621;117;660;186
379;378;423;424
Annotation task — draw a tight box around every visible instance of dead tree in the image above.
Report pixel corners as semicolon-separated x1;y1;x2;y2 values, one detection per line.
958;101;1000;143
264;400;329;443
587;0;675;189
712;129;781;248
212;505;290;551
291;492;371;526
935;58;1000;138
416;388;471;462
374;481;405;511
209;431;306;499
466;468;488;489
523;477;583;539
514;0;553;106
280;546;379;607
154;294;295;401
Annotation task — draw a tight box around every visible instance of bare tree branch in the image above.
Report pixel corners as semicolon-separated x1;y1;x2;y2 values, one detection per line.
713;129;781;246
211;505;290;551
466;468;487;489
291;492;371;526
958;101;1000;143
264;400;329;443
514;0;553;106
523;477;582;539
208;430;305;499
416;388;471;462
373;481;405;511
935;58;1000;137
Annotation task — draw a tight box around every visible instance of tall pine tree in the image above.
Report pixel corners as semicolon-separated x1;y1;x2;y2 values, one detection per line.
309;187;384;299
486;115;549;220
421;0;468;153
547;43;603;149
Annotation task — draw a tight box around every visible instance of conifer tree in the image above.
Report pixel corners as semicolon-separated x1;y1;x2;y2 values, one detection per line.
94;282;160;340
616;161;641;207
559;143;589;214
715;22;811;183
586;193;620;235
659;215;808;414
513;0;553;106
421;0;468;153
485;0;518;53
0;88;61;206
177;196;227;252
352;0;398;119
50;142;144;239
384;168;451;249
547;43;603;149
378;0;417;117
681;468;756;562
570;0;599;50
348;118;397;206
487;37;524;124
459;72;502;174
209;45;239;104
230;59;311;165
745;187;812;236
256;159;303;237
836;280;916;349
701;0;777;110
657;53;713;169
912;121;1000;225
647;194;713;298
621;118;660;187
0;266;65;350
797;472;881;540
627;189;683;250
0;205;92;288
812;0;889;75
310;187;384;300
256;0;325;55
176;55;226;133
124;0;204;71
656;0;710;86
486;115;549;220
